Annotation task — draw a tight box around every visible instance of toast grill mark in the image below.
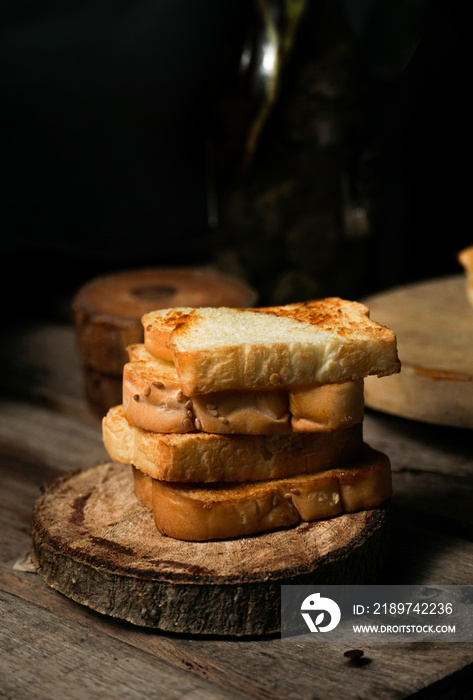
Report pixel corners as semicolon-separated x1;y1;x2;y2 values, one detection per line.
250;300;378;338
145;309;194;345
161;311;195;350
169;303;360;338
164;310;193;329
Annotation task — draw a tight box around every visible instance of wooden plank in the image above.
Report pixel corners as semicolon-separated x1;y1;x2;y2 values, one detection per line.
0;400;107;473
381;506;473;585
365;408;473;537
0;402;102;576
392;472;473;538
364;410;473;478
2;567;473;700
0;323;93;421
0;589;238;700
0;400;107;566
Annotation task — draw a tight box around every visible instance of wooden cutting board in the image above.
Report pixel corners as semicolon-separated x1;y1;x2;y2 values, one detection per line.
31;462;389;637
364;274;473;428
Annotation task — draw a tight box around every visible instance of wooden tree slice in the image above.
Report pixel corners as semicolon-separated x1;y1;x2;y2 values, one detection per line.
31;462;389;636
364;275;473;428
72;267;257;415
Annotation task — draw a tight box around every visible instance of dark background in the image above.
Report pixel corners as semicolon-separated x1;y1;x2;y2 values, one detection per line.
0;0;469;322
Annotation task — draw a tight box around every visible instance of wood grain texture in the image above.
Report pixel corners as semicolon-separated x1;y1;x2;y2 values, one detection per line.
0;589;234;700
3;564;473;700
30;461;389;636
364;275;473;427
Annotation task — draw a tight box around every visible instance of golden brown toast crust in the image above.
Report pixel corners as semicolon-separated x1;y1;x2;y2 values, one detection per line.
254;298;371;336
102;404;364;482
458;246;473;272
132;443;392;541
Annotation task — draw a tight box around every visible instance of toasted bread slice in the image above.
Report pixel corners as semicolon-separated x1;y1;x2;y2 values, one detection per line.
458;246;473;272
132;444;391;541
123;345;291;435
142;299;400;395
123;344;363;435
103;404;363;482
458;246;473;308
141;307;194;362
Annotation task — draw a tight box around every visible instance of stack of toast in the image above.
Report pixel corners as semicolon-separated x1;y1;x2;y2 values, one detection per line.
102;298;400;541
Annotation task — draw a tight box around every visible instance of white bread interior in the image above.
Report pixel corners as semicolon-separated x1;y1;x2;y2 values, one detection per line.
123;344;364;435
132;443;391;541
103;404;363;482
142;299;400;395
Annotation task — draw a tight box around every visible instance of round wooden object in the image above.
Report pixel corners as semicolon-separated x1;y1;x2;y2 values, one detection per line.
364;275;473;428
31;462;389;637
72;267;257;415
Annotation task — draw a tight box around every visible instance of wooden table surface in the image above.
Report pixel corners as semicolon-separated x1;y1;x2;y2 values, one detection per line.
1;319;473;699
